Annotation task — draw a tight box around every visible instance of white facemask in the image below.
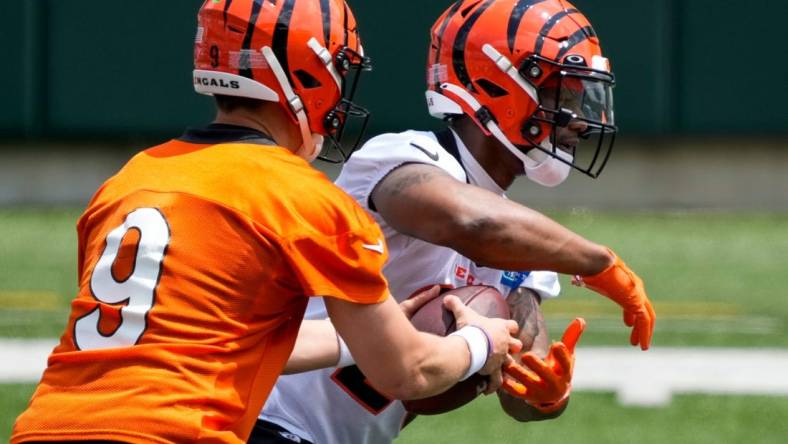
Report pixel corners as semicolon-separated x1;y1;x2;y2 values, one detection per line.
524;140;573;188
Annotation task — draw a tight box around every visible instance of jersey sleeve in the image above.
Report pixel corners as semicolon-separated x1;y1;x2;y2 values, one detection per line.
335;131;466;211
282;219;390;305
522;271;561;301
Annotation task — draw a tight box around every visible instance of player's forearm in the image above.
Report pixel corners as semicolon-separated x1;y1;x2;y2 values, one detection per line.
379;333;474;400
373;165;612;275
448;200;613;276
282;319;340;374
352;321;475;400
326;297;474;400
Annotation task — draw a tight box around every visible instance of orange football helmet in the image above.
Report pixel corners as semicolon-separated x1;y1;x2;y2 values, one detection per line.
194;0;371;162
426;0;617;178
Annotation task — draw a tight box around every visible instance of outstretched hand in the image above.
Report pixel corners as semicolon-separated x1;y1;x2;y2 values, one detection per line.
501;318;585;413
573;250;655;350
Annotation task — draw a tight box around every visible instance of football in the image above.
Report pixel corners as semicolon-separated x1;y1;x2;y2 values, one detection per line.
402;285;510;415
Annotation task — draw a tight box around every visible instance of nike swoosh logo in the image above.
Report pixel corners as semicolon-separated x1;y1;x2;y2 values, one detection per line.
362;239;385;254
410;142;439;161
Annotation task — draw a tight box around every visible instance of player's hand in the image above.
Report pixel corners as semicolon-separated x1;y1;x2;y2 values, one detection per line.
573;250;655;350
443;295;522;384
400;286;441;319
501;318;585;413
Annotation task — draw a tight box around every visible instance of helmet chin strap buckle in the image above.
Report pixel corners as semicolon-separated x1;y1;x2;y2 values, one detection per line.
475;106;496;126
288;96;305;115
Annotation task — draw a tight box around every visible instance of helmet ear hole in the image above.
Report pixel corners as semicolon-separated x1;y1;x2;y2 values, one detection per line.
293;70;323;89
475;79;508;98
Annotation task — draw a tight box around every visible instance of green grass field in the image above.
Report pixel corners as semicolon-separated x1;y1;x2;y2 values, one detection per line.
2;384;786;443
1;208;787;442
399;391;788;444
2;208;786;346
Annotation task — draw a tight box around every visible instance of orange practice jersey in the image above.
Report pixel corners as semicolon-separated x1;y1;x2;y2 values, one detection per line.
12;130;389;444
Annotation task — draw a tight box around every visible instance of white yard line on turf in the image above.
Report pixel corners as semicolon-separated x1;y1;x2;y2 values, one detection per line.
0;339;58;384
573;347;788;406
2;340;788;407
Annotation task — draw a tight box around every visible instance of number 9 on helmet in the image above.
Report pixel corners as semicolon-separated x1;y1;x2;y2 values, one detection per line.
193;0;371;163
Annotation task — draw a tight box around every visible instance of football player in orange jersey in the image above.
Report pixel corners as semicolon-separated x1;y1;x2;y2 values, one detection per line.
10;1;521;443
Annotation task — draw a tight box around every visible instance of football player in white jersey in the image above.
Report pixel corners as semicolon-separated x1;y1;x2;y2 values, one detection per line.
253;1;656;443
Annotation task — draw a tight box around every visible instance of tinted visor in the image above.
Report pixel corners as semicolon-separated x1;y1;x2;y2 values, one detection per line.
559;74;614;127
531;69;617;178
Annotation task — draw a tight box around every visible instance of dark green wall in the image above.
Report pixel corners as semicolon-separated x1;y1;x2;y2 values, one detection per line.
677;1;786;132
0;2;32;133
46;2;211;133
571;1;675;135
2;0;786;139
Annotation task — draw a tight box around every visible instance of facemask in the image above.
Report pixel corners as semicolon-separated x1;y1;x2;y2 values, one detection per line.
524;139;573;187
296;133;325;162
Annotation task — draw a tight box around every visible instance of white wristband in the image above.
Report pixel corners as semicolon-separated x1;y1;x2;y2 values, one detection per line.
335;333;355;368
449;326;491;381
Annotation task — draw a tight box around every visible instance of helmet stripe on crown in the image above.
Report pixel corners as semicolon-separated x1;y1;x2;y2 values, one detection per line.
452;0;495;91
555;25;597;60
240;0;265;79
533;8;579;56
342;2;350;47
223;0;234;25
272;0;298;85
431;1;465;90
319;0;331;47
507;0;547;53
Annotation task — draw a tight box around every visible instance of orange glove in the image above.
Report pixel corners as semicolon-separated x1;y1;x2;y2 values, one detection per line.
501;318;585;413
573;249;655;350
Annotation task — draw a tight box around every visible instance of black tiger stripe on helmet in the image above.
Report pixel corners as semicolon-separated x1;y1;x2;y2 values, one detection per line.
430;1;465;91
555;25;596;60
507;0;547;53
452;0;495;91
533;8;578;55
271;0;297;84
223;0;234;25
239;0;265;79
342;1;349;47
319;0;331;46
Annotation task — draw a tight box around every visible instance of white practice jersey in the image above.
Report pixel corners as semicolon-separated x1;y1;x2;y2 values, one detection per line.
260;130;560;444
